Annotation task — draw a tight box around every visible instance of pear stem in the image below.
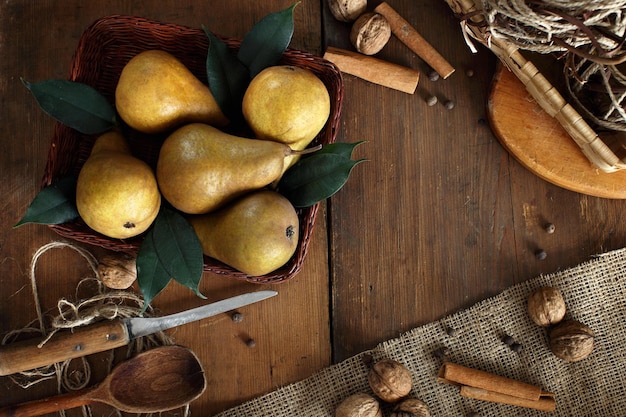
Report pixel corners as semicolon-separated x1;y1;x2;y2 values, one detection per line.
289;144;322;156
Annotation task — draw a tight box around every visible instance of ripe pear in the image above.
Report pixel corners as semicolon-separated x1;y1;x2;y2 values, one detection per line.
115;50;229;134
279;136;315;177
157;123;295;214
188;190;299;276
242;65;330;147
76;130;161;239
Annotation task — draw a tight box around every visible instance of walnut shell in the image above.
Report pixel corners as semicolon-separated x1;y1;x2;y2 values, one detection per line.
327;0;367;22
390;397;431;417
350;12;391;55
527;286;566;327
335;393;382;417
368;358;412;403
97;254;137;289
548;320;594;362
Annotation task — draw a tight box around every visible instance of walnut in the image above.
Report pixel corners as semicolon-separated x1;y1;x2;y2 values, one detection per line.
390;397;431;417
548;320;594;362
368;358;412;403
335;393;382;417
327;0;367;23
527;286;566;327
97;254;137;289
350;12;391;55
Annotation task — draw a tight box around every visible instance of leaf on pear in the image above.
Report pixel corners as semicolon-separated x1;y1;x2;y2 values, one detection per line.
279;153;367;208
237;2;298;77
14;176;79;227
151;206;205;299
315;141;366;159
203;28;250;120
21;78;116;135
136;229;173;312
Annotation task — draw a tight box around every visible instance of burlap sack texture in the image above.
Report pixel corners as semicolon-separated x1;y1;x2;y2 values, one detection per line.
216;248;626;416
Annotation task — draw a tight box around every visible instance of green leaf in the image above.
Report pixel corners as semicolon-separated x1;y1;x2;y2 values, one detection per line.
22;78;116;135
279;153;367;207
203;28;250;120
136;229;173;312
237;2;298;77
316;141;366;159
151;206;205;298
14;176;79;227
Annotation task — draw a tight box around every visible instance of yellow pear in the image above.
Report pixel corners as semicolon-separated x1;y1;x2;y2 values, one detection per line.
76;130;161;239
188;190;299;276
115;50;229;134
279;136;314;177
157;123;295;214
242;65;330;147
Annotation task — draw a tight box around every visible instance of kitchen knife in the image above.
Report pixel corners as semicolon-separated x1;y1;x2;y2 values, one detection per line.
0;290;277;376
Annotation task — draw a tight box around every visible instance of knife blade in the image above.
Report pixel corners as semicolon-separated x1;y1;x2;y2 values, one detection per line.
0;290;277;376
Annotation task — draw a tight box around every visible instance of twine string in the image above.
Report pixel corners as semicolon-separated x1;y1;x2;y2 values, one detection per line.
473;0;626;132
1;241;185;416
481;0;626;57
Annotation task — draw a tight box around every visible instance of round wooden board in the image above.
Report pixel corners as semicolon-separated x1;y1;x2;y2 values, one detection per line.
487;64;626;199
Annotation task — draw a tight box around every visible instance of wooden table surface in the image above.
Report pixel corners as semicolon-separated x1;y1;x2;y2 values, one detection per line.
2;1;626;415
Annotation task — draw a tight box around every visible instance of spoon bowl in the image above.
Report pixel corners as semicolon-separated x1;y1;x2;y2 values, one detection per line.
99;344;206;411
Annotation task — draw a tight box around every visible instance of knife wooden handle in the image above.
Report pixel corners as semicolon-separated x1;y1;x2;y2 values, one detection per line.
0;320;130;376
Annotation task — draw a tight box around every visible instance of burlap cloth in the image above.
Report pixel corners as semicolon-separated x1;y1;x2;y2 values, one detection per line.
215;248;626;416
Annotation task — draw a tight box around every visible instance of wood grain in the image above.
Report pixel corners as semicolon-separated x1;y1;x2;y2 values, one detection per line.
488;64;626;199
0;321;130;377
324;0;626;363
2;1;626;416
0;1;329;416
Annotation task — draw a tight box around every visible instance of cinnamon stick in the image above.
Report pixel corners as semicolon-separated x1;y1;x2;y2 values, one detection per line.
323;47;420;94
438;362;555;412
461;386;556;412
374;2;455;79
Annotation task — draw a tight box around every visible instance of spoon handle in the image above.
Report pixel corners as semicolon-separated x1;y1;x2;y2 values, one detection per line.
0;389;93;417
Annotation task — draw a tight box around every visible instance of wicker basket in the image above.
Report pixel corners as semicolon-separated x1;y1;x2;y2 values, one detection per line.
41;15;344;284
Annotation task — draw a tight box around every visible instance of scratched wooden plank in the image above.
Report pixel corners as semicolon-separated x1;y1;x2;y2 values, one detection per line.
0;1;330;415
325;0;626;363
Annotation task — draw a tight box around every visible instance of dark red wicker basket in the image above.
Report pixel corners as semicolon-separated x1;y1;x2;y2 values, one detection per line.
41;15;343;284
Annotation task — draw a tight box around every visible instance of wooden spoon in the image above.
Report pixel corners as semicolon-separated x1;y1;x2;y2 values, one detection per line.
0;345;206;417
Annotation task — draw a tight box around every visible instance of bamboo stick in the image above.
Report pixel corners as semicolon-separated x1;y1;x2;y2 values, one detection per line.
442;0;626;172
